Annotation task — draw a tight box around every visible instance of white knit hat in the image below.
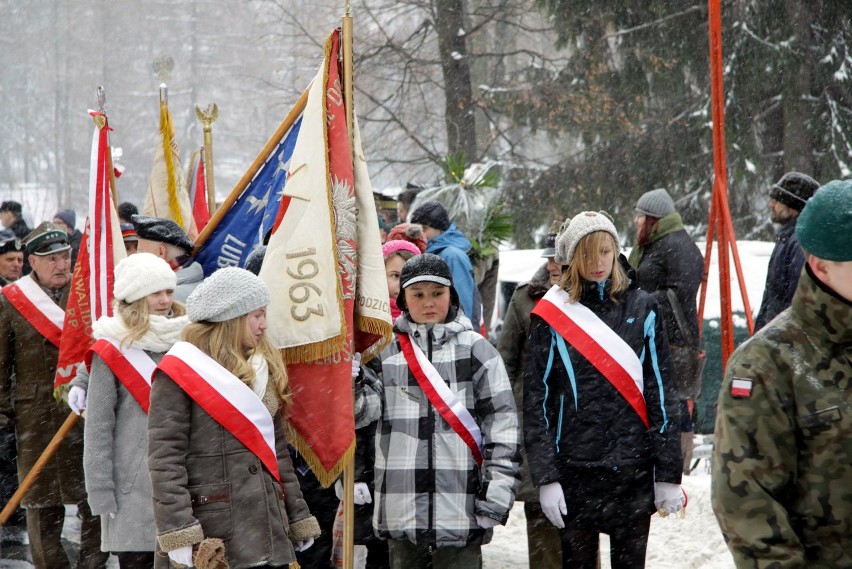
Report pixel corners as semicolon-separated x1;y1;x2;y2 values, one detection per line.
187;267;270;323
554;211;620;266
113;253;177;303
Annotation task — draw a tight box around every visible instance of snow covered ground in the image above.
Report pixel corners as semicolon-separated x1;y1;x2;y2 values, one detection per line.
484;461;736;568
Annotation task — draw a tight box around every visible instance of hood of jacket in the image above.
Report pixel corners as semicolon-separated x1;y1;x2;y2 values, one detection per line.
426;223;471;255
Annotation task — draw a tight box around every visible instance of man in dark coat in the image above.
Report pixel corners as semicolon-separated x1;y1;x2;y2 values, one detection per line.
52;209;83;270
497;223;563;568
1;201;32;275
754;172;820;331
628;188;703;473
0;222;107;569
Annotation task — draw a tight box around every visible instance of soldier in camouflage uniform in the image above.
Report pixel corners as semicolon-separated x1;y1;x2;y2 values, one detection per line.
712;179;852;568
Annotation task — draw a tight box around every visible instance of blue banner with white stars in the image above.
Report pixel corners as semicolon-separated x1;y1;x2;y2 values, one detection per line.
194;116;302;276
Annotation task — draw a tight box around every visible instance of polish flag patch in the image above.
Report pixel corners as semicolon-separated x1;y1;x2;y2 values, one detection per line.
730;378;754;398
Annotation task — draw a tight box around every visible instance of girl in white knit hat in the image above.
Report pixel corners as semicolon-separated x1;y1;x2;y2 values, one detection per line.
147;267;320;569
81;252;189;569
523;211;683;568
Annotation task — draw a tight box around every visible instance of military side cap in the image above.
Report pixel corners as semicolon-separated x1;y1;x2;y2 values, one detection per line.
0;230;23;255
541;220;561;258
131;214;194;253
796;179;852;262
23;221;70;256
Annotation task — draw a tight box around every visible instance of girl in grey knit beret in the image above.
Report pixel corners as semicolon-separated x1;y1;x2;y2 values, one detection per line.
147;267;321;568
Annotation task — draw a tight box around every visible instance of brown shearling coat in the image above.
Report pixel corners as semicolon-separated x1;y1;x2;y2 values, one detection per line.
0;278;86;508
148;366;320;569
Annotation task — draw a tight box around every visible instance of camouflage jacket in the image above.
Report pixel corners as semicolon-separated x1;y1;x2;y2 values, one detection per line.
712;265;852;568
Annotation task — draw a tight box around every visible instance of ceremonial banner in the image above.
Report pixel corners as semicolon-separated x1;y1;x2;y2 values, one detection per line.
193;112;303;277
187;149;211;232
143;100;197;239
259;29;392;485
55;110;125;389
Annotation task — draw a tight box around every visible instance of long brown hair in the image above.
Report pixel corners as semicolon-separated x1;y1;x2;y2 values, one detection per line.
182;316;290;408
116;297;186;349
559;231;629;303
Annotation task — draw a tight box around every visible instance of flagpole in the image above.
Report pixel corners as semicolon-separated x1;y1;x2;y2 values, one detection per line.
97;86;120;209
342;4;356;569
192;89;308;255
196;103;219;215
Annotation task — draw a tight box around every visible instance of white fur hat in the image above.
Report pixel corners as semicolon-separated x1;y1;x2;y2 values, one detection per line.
113;253;177;303
187;267;270;323
554;211;620;266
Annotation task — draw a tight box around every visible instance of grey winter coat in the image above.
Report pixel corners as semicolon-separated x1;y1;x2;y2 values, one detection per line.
84;351;164;552
148;363;320;569
355;309;520;548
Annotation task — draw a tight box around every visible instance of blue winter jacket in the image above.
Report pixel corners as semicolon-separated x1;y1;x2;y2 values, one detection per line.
426;224;480;325
754;220;805;331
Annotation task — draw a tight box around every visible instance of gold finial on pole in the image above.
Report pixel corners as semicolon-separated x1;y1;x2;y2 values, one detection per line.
195;104;219;215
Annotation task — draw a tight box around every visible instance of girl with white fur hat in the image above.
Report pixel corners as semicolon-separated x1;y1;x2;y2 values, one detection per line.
522;211;683;568
82;252;189;569
147;267;320;569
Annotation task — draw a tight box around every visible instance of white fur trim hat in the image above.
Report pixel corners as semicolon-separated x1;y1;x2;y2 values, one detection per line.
113;253;177;303
554;211;620;266
187;267;270;323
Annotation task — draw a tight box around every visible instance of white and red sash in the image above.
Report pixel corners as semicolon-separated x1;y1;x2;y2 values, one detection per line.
87;338;157;414
157;342;280;482
397;333;483;466
1;275;64;348
532;286;649;428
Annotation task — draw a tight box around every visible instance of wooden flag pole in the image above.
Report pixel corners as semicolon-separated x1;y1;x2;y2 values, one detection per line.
0;413;79;525
342;3;356;569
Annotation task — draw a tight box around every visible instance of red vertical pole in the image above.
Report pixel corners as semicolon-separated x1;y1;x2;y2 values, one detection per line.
707;0;736;366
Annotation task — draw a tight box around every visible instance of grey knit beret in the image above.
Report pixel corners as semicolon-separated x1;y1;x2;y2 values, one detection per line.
554;211;620;266
635;188;675;218
187;267;270;323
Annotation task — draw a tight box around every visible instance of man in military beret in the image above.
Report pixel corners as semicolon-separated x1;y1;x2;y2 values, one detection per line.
712;180;852;566
0;222;107;568
131;214;202;302
0;230;24;287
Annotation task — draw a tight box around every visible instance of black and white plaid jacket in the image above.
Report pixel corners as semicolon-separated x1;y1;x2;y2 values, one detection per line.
355;312;520;548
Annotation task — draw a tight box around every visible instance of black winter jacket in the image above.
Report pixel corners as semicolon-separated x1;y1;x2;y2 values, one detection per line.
754;220;804;331
523;279;681;527
634;229;703;347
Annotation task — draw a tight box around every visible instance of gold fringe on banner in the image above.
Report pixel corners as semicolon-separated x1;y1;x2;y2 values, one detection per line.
355;315;393;363
286;422;356;489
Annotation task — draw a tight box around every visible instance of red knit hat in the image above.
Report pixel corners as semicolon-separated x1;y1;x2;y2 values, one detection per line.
386;223;427;253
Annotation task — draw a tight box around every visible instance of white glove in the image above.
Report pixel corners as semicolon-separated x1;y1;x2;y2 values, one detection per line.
167;545;194;567
353;482;372;505
294;537;314;552
334;480;372;505
539;482;567;529
476;515;500;529
351;352;362;378
654;482;685;515
68;385;87;415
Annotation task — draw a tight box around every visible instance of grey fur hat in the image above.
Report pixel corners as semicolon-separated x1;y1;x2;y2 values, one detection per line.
554;211;620;266
187;267;270;323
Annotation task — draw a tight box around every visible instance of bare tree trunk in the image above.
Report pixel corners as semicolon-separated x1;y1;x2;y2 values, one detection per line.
782;0;813;175
434;0;477;160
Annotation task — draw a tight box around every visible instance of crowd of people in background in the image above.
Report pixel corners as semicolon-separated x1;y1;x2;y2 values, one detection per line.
0;174;848;569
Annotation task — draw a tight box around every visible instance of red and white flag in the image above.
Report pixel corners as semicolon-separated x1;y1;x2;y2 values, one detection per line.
54;111;126;389
259;29;392;486
187;149;211;232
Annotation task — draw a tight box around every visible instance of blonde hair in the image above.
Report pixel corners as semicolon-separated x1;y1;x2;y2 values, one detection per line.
181;316;290;408
116;296;186;349
559;231;629;303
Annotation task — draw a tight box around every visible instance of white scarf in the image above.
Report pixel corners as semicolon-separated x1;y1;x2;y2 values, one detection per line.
92;313;189;353
249;354;269;399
